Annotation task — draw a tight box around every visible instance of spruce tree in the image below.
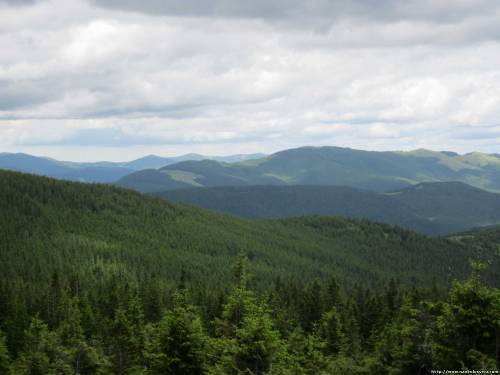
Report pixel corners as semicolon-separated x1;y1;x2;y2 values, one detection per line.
0;327;11;374
213;253;282;374
144;290;207;374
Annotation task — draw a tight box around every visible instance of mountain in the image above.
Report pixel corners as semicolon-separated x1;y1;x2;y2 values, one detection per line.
117;146;500;193
157;182;500;235
389;181;500;233
0;153;134;183
2;169;499;373
122;153;266;170
117;168;195;192
0;152;266;183
2;169;498;292
122;154;197;170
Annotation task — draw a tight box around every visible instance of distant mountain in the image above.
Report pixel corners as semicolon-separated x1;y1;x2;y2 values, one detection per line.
117;169;194;192
117;146;500;193
124;155;193;170
0;152;266;183
124;153;266;170
0;153;134;183
158;181;500;235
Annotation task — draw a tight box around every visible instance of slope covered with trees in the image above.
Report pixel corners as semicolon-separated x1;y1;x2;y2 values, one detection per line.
158;182;500;235
1;170;500;373
2;170;498;291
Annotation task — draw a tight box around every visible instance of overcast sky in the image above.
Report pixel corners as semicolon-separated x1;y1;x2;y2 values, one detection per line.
1;0;500;161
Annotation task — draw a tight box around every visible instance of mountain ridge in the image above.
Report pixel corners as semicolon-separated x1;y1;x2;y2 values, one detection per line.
0;152;266;183
157;181;500;235
118;145;500;193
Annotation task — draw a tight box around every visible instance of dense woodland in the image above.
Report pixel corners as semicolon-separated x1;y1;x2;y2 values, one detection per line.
157;182;500;235
1;170;500;373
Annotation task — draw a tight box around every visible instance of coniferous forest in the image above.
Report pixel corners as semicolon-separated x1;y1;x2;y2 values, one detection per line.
1;170;500;374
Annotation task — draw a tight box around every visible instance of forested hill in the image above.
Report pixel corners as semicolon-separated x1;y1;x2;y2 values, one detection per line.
157;182;500;235
2;170;500;373
1;169;498;292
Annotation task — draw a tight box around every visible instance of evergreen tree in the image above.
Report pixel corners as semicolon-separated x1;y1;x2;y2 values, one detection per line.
213;254;282;374
143;292;207;374
434;264;500;370
324;276;341;310
109;296;145;373
12;317;70;374
0;327;11;374
110;306;132;374
57;298;108;374
375;295;434;374
318;306;345;356
284;327;329;374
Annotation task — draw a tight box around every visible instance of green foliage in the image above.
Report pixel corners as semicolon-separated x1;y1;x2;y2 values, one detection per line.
109;297;145;374
318;307;345;355
12;318;69;375
143;302;207;374
374;297;434;374
282;328;329;374
211;257;282;374
0;328;10;374
57;298;108;374
1;170;500;373
433;275;500;370
159;182;500;235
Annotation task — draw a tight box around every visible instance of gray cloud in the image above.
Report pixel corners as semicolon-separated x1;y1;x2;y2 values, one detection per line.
90;0;494;23
0;0;37;5
0;0;500;161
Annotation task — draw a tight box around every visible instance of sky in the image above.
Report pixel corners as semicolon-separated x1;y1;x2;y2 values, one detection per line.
1;0;500;161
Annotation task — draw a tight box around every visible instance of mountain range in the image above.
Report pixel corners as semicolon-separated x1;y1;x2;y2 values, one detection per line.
0;152;266;183
116;146;500;193
3;146;500;235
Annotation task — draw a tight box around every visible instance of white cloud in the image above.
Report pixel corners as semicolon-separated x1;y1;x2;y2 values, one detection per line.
0;0;499;161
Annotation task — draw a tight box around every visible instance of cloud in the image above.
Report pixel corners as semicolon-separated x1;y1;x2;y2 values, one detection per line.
0;0;37;5
89;0;495;23
0;0;499;161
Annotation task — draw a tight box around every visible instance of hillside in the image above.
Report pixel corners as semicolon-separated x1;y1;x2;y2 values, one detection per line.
0;152;265;183
2;170;500;373
2;170;498;295
117;146;500;193
158;182;500;235
0;153;135;183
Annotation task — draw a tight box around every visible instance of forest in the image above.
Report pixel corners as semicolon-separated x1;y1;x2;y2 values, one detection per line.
1;170;499;373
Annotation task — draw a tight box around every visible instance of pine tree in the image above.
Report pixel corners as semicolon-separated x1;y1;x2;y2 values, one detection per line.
324;276;341;310
375;295;434;374
57;297;108;374
144;291;207;374
0;327;11;374
110;306;131;374
318;306;345;356
284;327;328;374
434;263;500;370
212;254;282;374
12;317;70;374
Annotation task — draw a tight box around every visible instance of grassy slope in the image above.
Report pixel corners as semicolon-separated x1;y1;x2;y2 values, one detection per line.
116;146;500;193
